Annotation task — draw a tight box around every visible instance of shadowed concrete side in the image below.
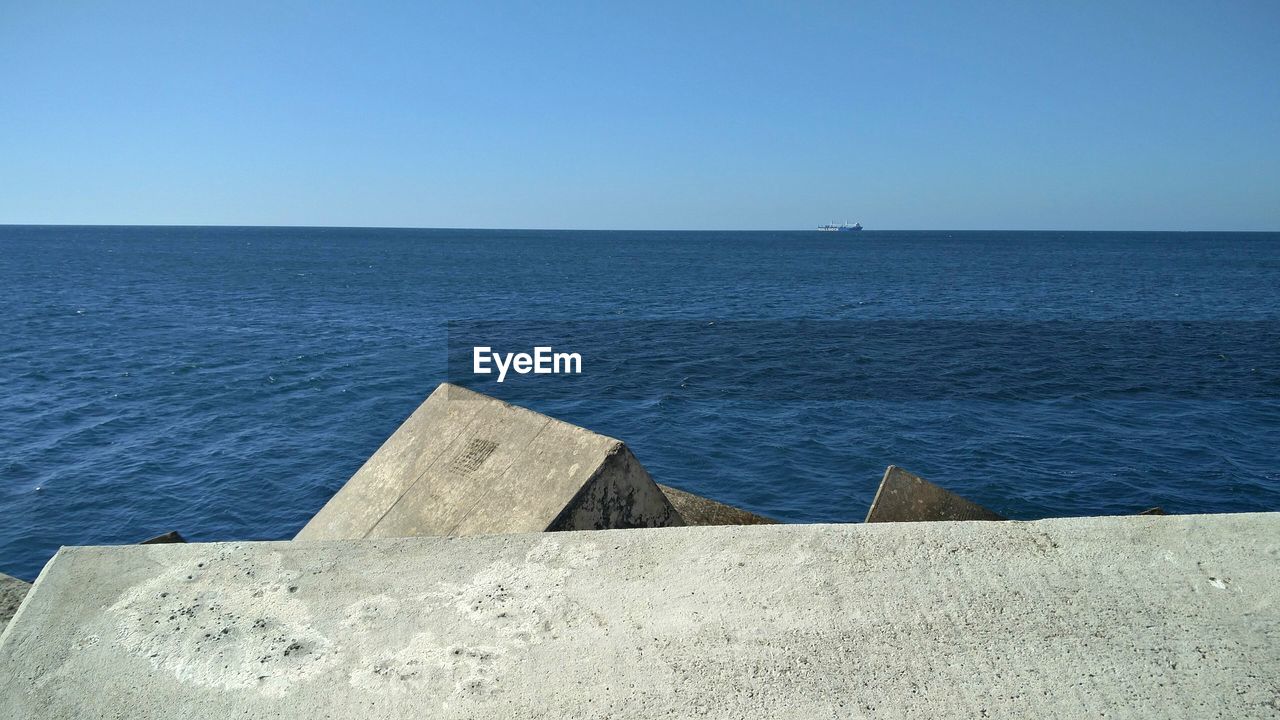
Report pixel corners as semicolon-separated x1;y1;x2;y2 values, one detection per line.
138;531;187;544
866;465;1006;522
656;484;777;525
296;383;682;540
2;514;1277;718
0;573;29;633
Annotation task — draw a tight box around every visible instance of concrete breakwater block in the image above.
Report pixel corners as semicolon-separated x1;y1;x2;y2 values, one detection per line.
3;514;1278;718
296;383;682;540
2;533;184;633
0;573;30;632
139;531;187;544
656;483;777;525
865;465;1006;523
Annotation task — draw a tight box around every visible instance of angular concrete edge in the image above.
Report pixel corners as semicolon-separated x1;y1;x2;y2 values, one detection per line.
296;383;490;539
3;531;188;635
866;465;1006;523
545;444;684;531
138;531;187;544
656;483;777;526
297;383;683;540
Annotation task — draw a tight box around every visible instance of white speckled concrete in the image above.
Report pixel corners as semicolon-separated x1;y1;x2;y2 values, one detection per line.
3;514;1279;718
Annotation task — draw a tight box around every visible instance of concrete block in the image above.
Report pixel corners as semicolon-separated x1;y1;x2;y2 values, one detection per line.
0;572;29;632
296;383;682;539
3;533;185;633
3;514;1278;718
657;483;777;525
865;465;1006;522
139;531;187;544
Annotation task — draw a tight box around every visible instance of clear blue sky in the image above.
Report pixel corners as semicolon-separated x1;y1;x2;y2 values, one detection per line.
2;1;1277;230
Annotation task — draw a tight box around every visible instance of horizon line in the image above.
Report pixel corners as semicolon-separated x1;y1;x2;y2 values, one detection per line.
2;223;1278;234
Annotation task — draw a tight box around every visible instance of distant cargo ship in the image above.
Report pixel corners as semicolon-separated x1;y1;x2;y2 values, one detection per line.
818;222;863;232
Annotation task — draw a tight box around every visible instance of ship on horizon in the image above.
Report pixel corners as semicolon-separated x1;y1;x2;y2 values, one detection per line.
818;221;863;232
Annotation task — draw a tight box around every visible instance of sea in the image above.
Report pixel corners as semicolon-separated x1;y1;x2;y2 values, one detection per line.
2;225;1278;580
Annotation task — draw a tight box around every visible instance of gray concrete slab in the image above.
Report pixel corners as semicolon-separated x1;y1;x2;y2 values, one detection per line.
657;483;777;525
3;534;184;632
865;465;1007;522
0;573;29;633
296;383;682;539
3;530;187;634
3;514;1278;718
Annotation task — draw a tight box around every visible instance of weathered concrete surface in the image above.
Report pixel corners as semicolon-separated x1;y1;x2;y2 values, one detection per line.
0;573;29;632
296;383;682;539
2;535;183;631
865;465;1007;522
657;483;777;525
4;514;1279;718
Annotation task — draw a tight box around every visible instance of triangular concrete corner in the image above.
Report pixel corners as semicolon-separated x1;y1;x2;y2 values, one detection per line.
865;465;1006;523
297;383;683;540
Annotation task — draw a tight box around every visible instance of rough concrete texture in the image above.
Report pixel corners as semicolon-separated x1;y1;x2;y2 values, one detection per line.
4;514;1279;719
657;483;777;525
866;465;1007;522
3;535;183;632
0;573;29;632
296;383;682;539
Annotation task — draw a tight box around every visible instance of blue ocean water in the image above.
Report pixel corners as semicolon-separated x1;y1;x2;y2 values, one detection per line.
2;225;1278;579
